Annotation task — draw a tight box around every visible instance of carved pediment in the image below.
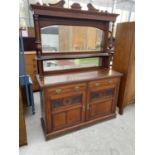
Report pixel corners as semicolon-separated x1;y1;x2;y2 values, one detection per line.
87;3;99;12
71;3;81;10
48;0;65;8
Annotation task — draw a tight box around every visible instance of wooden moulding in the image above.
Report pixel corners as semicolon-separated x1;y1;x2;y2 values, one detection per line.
41;113;116;140
36;53;110;61
30;1;119;22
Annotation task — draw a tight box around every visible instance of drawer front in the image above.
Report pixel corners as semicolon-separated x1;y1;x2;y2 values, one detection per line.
24;54;36;65
47;83;86;96
25;64;37;73
88;78;119;89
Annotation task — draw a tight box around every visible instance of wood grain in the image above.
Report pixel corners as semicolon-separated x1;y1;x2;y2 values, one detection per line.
19;87;27;146
112;22;135;114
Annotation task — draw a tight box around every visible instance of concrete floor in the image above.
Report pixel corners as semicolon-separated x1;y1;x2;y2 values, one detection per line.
19;92;135;155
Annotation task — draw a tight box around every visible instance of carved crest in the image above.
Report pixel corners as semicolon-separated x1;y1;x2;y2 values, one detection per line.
48;0;65;8
71;3;81;10
36;2;41;6
87;3;99;12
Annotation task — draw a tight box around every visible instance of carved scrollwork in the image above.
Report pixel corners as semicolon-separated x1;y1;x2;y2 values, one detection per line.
52;95;82;109
101;10;109;14
36;2;41;6
87;3;99;12
71;3;82;10
48;0;65;8
63;98;72;106
33;14;39;20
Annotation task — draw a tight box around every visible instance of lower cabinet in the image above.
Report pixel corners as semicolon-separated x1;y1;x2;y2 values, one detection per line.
41;77;120;139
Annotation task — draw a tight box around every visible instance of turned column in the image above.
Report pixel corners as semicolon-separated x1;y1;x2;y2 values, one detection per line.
33;14;43;77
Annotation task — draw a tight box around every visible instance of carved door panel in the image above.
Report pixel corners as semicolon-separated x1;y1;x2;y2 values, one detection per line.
87;86;116;120
50;91;86;131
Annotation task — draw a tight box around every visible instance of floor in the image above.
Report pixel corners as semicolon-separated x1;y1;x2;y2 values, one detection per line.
19;92;135;155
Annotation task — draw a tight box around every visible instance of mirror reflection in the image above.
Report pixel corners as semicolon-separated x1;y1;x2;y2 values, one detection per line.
41;25;104;53
43;58;100;71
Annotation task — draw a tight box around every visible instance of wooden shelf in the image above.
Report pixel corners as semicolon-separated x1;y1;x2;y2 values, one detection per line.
36;69;123;88
36;53;110;61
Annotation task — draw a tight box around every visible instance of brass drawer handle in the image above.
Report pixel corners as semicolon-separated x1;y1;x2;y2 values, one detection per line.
75;86;80;91
95;83;100;86
55;89;62;94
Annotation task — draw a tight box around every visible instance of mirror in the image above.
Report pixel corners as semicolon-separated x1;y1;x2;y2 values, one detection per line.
43;58;100;71
41;25;104;53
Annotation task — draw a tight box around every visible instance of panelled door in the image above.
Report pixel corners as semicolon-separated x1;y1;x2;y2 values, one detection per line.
87;78;119;120
47;83;86;131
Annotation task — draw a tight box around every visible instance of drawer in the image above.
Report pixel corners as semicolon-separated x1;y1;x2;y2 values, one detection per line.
24;55;36;65
26;65;37;74
47;83;86;96
88;78;119;89
25;59;36;66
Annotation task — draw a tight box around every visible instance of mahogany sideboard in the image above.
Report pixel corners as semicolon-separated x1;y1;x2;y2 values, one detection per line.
31;1;122;140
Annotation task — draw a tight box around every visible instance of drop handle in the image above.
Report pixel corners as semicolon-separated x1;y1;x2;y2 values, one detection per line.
55;88;62;94
95;83;100;86
75;86;80;91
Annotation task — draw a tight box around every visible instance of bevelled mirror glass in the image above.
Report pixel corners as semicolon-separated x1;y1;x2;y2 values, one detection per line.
43;58;100;72
41;25;104;53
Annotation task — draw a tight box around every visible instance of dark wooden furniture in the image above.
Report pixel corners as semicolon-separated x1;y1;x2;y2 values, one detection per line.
19;87;27;146
23;37;35;51
31;1;122;140
113;22;135;114
24;51;39;91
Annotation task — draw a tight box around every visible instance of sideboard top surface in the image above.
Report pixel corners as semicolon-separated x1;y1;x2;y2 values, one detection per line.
36;69;122;88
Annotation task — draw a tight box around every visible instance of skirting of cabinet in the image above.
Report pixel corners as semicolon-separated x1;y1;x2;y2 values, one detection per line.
41;113;116;140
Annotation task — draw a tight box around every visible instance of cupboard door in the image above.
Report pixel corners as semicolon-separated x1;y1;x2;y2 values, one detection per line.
87;87;116;120
50;91;86;131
